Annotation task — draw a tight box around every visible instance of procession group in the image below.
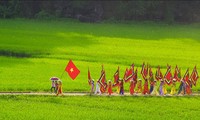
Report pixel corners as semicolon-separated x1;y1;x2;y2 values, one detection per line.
88;63;199;96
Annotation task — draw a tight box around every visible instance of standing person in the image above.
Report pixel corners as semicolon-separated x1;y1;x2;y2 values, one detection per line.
90;79;95;95
55;81;58;94
50;80;56;93
136;79;142;94
186;80;192;95
143;78;149;95
163;81;168;95
107;80;113;95
159;80;164;96
95;81;101;95
130;80;134;95
149;80;154;94
130;79;137;95
119;80;124;95
151;80;158;95
170;79;176;95
56;80;63;96
178;79;186;95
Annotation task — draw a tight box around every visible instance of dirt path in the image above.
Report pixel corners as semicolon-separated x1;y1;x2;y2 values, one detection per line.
0;92;200;96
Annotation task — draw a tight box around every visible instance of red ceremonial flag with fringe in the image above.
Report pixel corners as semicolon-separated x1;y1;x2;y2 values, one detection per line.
155;66;163;81
65;60;80;80
113;67;119;87
125;66;133;83
98;70;107;93
183;68;190;85
141;62;148;80
190;66;199;86
173;65;181;82
164;65;172;85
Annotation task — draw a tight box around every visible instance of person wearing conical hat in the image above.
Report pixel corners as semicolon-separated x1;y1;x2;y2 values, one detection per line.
56;80;63;96
136;79;142;94
170;79;176;95
107;80;113;95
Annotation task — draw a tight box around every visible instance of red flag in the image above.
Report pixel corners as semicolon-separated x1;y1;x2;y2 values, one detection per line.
88;68;92;85
173;65;181;82
164;65;172;85
98;70;107;93
125;67;133;83
113;67;119;87
65;60;80;80
141;62;148;80
183;68;190;85
190;66;199;86
149;67;154;82
155;66;163;81
133;69;138;81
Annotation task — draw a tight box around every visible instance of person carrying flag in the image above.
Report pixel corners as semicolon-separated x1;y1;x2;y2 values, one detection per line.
95;80;101;95
143;78;149;95
129;80;134;95
119;79;124;95
136;79;142;94
151;80;158;95
170;79;176;95
107;80;113;95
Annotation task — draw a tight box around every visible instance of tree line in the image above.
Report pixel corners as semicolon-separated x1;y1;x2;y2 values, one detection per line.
0;0;199;23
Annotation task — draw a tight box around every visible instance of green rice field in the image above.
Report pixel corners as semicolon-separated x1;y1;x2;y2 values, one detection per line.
1;95;200;120
0;19;200;92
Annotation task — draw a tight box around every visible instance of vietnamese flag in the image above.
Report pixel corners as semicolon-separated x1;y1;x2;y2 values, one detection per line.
65;60;80;80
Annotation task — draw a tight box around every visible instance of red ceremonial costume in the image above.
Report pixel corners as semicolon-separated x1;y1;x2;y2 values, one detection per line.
130;80;135;95
143;79;149;94
107;81;113;95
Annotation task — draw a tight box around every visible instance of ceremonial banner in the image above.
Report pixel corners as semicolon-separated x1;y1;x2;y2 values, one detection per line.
113;67;119;87
155;66;163;81
98;70;107;93
183;68;190;85
190;66;199;86
141;62;148;80
164;65;172;85
125;67;133;82
173;65;181;82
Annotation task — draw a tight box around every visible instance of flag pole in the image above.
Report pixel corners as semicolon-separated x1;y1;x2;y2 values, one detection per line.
60;70;65;79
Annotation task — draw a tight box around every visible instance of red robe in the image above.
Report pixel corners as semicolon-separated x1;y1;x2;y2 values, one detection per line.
143;80;149;94
108;83;113;95
130;81;135;95
186;83;192;95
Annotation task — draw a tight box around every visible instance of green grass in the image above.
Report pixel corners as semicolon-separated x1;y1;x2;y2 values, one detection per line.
1;95;200;120
0;19;200;92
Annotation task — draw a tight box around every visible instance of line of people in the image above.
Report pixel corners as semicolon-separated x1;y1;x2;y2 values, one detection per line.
88;64;199;96
89;78;191;96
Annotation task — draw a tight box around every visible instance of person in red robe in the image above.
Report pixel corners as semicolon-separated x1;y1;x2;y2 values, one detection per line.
186;80;192;95
56;80;63;96
130;80;134;95
143;78;149;95
136;79;142;94
107;80;113;95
